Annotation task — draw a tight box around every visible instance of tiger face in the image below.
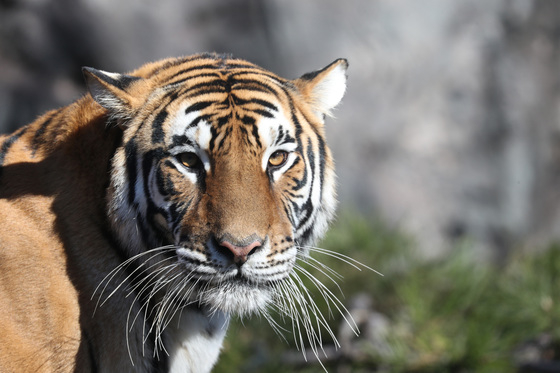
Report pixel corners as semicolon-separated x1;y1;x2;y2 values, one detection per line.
86;53;347;324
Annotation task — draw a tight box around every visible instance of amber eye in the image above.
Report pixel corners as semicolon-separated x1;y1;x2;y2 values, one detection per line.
268;150;288;169
178;152;201;169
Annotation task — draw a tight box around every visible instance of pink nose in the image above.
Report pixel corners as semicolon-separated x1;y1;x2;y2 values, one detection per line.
219;240;262;265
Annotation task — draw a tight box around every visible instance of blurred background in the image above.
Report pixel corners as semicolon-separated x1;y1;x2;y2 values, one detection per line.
1;0;560;371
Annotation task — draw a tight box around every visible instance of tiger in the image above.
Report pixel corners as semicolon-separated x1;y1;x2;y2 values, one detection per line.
0;53;350;372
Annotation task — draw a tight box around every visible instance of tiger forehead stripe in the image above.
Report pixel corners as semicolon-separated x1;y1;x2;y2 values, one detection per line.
167;55;280;77
182;97;279;118
161;59;286;89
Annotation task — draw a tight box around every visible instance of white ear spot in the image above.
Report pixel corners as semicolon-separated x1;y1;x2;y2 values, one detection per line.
311;62;348;118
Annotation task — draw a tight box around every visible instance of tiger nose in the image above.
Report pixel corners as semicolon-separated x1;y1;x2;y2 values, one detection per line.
218;239;262;266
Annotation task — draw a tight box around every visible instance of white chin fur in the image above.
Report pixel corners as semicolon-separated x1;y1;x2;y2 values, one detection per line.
201;283;272;316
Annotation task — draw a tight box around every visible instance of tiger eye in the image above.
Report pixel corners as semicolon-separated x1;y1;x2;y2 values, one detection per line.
178;152;200;169
268;151;288;168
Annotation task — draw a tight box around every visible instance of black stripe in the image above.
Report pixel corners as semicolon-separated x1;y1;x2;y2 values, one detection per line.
171;134;195;149
283;156;301;175
274;126;284;147
0;127;27;179
247;98;279;112
185;115;211;131
185;101;214;115
316;134;327;202
185;87;227;98
166;72;222;89
151;110;168;144
152;91;180;144
250;123;262;148
281;197;296;226
0;130;24;165
298;224;315;246
240;115;255;126
141;148;171;247
295;139;316;231
229;96;279;113
156;162;173;197
231;80;277;95
290;156;307;191
30;111;59;155
163;64;220;84
229;70;287;86
274;125;297;147
186;80;228;95
224;62;265;70
208;126;219;153
251;109;274;118
216;113;231;127
124;140;139;206
135;211;159;255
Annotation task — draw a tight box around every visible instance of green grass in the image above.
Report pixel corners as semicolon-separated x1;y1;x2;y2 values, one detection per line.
214;212;560;372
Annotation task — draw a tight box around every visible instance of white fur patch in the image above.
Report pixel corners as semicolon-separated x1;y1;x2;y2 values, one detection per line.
312;62;348;118
195;121;213;152
166;309;229;373
170;105;212;173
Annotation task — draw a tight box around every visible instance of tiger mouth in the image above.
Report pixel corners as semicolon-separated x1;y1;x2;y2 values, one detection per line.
199;275;281;290
186;266;285;289
175;239;294;278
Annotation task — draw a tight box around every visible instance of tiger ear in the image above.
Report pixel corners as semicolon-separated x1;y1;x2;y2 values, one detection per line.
82;67;144;114
294;58;348;120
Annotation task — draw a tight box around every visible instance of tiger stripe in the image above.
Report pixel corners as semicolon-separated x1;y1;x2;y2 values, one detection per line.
0;53;348;372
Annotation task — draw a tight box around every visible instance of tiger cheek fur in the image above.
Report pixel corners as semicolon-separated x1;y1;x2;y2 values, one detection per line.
0;54;348;373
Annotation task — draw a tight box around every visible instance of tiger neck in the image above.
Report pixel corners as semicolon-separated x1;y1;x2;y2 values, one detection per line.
163;307;229;373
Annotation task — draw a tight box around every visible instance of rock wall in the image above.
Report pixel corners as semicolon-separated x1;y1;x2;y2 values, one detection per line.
1;0;559;257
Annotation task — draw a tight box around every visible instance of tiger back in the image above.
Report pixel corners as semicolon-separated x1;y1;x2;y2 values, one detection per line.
0;54;348;372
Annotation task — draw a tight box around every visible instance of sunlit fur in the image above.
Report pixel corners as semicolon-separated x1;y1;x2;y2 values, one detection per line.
0;53;361;372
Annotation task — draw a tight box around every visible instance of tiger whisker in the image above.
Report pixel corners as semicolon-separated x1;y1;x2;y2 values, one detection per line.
93;245;176;297
282;278;314;356
123;256;178;298
126;261;179;303
288;271;335;358
122;253;180;294
93;246;177;311
141;269;183;338
155;276;192;346
301;254;345;281
161;279;191;332
289;268;336;347
275;279;306;354
125;263;180;355
296;257;344;304
299;245;384;276
295;264;359;337
260;302;289;344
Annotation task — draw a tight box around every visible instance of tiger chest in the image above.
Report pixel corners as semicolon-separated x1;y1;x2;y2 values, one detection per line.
164;308;229;373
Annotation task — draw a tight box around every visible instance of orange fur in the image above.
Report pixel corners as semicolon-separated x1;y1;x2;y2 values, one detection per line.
0;54;348;372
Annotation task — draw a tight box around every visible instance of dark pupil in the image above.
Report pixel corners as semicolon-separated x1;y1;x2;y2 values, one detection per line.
181;153;199;167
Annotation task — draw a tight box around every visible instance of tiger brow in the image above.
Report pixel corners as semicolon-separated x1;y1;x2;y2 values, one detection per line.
274;125;297;147
185;101;214;115
232;96;279;113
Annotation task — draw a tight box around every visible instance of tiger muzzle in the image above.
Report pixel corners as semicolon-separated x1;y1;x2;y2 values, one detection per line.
216;235;263;266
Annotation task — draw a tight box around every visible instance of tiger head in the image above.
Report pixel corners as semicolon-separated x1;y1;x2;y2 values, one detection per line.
84;54;347;317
